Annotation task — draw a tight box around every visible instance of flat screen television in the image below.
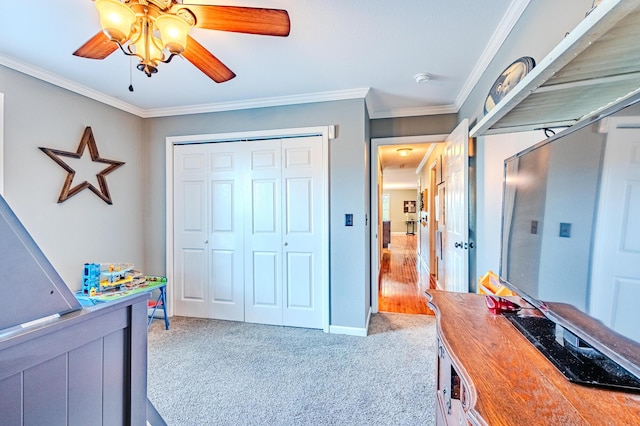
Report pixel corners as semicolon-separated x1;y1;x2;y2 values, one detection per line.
499;97;640;392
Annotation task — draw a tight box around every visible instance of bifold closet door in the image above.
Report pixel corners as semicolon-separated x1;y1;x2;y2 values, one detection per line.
173;143;245;321
243;139;283;325
206;142;245;321
173;144;209;318
244;137;324;328
174;136;324;329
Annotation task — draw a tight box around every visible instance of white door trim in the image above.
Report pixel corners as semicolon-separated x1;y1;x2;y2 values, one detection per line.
370;134;447;313
0;93;4;195
166;126;331;332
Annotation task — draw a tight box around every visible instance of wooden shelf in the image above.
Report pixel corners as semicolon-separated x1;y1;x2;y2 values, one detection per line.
470;0;640;137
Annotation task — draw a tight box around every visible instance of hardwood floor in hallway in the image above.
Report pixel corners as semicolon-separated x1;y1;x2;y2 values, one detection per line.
378;233;434;315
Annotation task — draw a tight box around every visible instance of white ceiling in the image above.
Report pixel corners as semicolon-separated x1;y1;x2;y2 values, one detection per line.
0;0;527;118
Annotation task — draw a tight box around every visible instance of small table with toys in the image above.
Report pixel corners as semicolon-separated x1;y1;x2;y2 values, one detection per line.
77;263;169;330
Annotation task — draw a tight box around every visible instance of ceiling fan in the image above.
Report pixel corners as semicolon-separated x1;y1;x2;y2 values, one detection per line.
73;0;290;83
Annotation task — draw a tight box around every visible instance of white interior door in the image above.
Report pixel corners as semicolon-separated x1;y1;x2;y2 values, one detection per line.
244;137;324;328
244;139;284;325
207;142;245;321
591;119;640;342
173;143;245;320
443;119;469;293
173;144;209;317
281;136;324;328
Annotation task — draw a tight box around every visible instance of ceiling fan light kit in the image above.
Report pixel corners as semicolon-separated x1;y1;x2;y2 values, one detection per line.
75;0;290;82
94;0;192;77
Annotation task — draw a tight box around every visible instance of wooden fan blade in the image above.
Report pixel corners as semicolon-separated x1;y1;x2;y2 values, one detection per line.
177;5;290;36
182;35;236;83
73;31;118;59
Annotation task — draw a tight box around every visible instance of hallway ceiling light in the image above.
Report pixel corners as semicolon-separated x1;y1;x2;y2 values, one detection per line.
397;148;413;157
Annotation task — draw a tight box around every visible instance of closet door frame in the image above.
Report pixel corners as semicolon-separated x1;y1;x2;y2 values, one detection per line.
166;126;331;333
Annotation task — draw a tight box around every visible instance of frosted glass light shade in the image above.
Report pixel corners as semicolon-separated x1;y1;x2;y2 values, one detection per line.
133;35;165;64
155;14;189;54
95;0;136;43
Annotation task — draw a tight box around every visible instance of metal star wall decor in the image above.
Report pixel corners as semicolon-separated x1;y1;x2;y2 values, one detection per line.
39;127;125;205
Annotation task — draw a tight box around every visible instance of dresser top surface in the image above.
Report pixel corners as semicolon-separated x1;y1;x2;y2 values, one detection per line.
427;290;640;425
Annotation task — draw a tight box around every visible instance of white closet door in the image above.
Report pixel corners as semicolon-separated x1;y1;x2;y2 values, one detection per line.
174;143;246;321
281;136;324;328
174;135;325;329
244;139;283;325
207;142;245;321
173;144;209;317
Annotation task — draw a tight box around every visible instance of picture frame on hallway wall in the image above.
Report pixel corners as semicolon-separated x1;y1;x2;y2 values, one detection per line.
404;200;416;213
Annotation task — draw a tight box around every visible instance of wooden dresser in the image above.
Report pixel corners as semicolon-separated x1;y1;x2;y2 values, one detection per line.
426;290;640;425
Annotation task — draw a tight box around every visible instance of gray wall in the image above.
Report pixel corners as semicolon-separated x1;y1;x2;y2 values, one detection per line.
371;114;457;139
0;66;144;290
142;99;370;329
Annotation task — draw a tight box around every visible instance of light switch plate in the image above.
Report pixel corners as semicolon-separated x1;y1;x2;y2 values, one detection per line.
345;214;353;226
559;222;571;238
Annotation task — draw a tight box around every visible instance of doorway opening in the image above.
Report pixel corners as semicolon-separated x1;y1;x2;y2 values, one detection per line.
371;135;446;315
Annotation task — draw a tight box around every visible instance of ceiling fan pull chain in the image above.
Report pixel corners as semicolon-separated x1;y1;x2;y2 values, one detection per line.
129;56;134;92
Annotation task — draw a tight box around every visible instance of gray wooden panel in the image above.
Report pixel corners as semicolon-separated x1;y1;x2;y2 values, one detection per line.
130;300;149;425
69;339;103;426
0;305;127;382
0;294;149;426
23;354;67;426
103;328;126;426
0;372;22;426
0;194;81;331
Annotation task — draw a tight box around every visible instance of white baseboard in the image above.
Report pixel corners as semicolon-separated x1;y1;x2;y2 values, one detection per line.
329;308;371;336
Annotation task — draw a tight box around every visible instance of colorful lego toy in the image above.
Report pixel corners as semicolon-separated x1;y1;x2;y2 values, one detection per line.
82;262;136;295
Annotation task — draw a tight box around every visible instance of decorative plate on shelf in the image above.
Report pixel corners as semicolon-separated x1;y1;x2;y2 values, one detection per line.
484;56;535;114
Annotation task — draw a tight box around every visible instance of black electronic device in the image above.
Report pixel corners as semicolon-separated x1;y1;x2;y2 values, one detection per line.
499;95;640;389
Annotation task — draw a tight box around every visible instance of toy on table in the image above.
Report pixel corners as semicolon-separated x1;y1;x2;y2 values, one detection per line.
82;262;141;296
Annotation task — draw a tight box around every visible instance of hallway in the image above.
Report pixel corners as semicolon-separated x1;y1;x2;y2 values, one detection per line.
379;234;434;315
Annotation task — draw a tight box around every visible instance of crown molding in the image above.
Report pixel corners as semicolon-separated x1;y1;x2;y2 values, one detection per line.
0;53;146;117
454;0;531;110
141;87;371;118
0;54;370;118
